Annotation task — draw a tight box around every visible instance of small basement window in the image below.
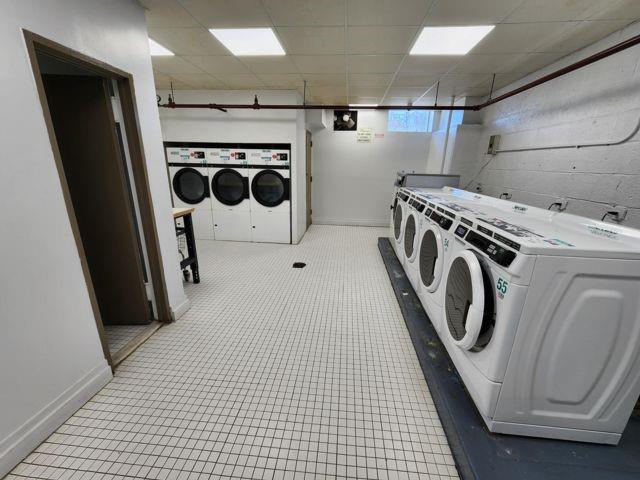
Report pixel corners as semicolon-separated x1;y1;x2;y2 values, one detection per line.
388;110;432;133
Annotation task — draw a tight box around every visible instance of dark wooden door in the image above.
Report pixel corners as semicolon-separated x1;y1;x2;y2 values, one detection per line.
43;74;151;325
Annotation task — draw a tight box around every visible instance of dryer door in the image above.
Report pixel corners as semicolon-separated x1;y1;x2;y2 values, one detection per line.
172;167;209;205
393;202;403;241
212;168;248;206
444;250;495;351
404;211;419;261
251;170;289;207
419;224;444;292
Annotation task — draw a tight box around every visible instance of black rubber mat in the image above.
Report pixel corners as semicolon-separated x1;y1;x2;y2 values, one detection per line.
378;237;640;480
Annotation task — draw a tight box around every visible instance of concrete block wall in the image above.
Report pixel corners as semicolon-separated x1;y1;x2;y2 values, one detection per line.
450;21;640;228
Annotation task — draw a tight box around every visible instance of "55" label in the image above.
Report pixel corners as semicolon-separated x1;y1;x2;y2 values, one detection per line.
497;278;508;298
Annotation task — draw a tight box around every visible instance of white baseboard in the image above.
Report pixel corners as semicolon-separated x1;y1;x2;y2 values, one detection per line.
0;361;112;478
313;218;388;227
171;297;191;321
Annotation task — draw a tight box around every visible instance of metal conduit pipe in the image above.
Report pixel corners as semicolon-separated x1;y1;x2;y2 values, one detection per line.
158;33;640;112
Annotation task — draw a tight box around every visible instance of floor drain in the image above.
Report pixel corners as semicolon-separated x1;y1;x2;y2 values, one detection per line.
292;262;306;269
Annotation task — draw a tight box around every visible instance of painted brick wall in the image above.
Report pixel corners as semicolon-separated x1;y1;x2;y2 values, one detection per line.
450;22;640;228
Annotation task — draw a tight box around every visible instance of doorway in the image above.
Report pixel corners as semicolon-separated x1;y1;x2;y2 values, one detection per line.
25;31;171;367
306;130;313;228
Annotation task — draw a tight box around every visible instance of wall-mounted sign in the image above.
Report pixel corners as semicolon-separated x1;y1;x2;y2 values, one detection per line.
334;110;357;131
357;127;373;143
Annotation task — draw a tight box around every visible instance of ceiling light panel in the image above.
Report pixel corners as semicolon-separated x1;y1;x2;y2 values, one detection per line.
410;26;494;55
148;38;174;56
210;28;285;56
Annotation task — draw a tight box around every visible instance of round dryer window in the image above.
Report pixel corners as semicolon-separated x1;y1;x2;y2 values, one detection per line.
419;229;438;287
252;170;288;207
404;214;416;257
212;169;247;205
173;168;208;205
393;204;403;240
445;254;495;351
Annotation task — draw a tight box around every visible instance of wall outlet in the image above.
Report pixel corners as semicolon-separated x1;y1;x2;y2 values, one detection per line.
487;134;500;155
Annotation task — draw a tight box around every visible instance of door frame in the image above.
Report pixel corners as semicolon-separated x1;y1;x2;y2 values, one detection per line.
23;30;173;367
305;130;312;228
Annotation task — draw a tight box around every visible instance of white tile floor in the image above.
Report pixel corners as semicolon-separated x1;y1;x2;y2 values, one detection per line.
104;325;151;355
9;225;458;480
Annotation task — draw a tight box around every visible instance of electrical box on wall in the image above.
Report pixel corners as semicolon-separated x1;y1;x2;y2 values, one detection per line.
487;134;500;155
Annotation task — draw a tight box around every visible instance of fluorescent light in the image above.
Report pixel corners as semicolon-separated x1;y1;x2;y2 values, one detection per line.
410;26;494;55
148;38;174;56
210;28;285;56
349;104;378;108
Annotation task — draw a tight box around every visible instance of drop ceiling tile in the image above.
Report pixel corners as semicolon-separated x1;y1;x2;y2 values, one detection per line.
543;20;633;55
263;0;345;26
348;74;393;87
470;22;579;54
183;55;253;74
504;0;604;22
384;87;431;101
152;56;204;74
215;73;266;88
391;74;441;88
257;73;304;87
399;56;461;75
347;55;403;73
148;27;228;55
451;54;526;74
349;96;383;104
349;86;387;97
439;74;492;89
307;85;348;100
241;56;299;74
170;73;227;88
291;55;345;73
139;0;199;27
299;73;346;86
426;0;521;25
587;0;640;20
347;0;431;26
348;26;419;54
179;0;272;27
276;27;345;54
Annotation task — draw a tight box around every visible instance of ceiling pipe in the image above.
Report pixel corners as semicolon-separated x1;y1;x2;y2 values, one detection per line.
158;33;640;112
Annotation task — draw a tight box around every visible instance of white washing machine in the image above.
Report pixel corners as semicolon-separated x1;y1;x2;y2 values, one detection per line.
209;147;251;241
249;148;291;244
439;203;640;444
166;146;214;240
402;196;427;290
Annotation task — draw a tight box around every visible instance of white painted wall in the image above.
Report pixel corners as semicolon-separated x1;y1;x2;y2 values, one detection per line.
449;22;640;228
311;110;431;226
0;1;186;475
158;89;307;243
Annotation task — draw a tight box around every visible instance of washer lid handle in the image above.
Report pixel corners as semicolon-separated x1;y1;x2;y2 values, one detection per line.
450;250;485;351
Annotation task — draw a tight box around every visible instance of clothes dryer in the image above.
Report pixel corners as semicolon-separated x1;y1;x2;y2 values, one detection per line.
439;203;640;444
249;148;291;244
209;147;251;241
166;146;214;240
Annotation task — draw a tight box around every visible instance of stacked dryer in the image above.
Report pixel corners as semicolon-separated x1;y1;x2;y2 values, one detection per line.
209;147;251;241
166;146;214;240
390;186;640;444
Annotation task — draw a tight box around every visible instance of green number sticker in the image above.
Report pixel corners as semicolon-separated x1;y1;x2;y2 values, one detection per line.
497;278;508;297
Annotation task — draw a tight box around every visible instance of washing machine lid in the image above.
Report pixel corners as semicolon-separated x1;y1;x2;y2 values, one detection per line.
251;169;290;207
445;251;495;351
212;169;249;206
172;167;209;204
